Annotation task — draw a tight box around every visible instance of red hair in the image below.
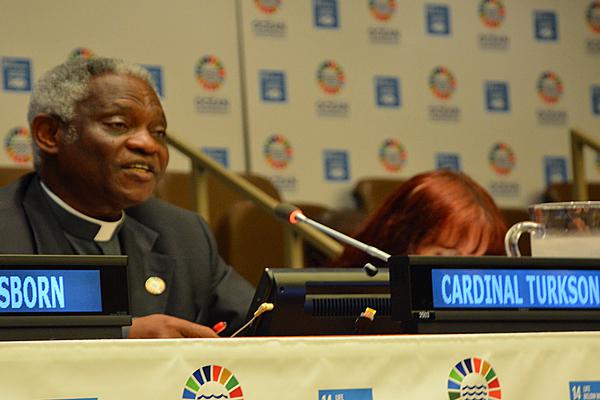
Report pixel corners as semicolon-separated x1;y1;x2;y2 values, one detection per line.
331;170;508;267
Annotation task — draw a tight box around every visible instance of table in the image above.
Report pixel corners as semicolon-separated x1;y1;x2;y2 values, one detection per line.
1;332;599;399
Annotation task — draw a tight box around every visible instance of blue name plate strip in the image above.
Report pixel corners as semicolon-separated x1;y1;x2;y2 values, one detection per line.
0;269;102;312
318;388;373;400
431;269;600;309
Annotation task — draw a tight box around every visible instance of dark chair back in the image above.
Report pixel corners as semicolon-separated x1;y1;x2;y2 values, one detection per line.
352;177;404;214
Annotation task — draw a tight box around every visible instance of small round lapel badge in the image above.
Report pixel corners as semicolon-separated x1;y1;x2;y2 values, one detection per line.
145;276;166;295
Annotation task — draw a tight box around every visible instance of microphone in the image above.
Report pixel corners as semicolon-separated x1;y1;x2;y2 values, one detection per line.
230;302;275;338
274;203;390;276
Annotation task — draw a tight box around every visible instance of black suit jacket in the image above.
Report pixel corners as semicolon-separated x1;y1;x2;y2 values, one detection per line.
0;173;254;333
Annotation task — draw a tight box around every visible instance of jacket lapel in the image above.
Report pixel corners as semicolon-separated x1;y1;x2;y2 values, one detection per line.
22;176;73;254
120;216;175;316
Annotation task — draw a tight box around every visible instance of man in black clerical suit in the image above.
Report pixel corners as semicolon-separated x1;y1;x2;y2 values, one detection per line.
0;57;253;338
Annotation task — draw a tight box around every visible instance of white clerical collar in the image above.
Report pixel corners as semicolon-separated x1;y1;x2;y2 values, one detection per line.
40;181;125;242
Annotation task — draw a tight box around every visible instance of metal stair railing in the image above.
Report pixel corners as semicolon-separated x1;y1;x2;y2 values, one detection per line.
166;134;344;268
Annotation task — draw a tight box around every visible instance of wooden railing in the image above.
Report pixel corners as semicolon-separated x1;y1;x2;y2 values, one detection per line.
166;134;344;267
570;128;600;200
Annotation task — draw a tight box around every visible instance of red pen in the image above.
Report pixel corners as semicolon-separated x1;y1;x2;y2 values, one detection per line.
212;321;227;335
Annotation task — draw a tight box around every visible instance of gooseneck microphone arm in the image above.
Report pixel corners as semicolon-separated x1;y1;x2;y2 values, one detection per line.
274;203;391;263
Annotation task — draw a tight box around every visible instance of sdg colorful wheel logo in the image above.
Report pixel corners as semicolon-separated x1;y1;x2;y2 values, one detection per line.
537;71;563;104
447;357;501;400
429;66;456;100
68;47;94;60
4;127;32;164
369;0;396;22
195;55;226;91
182;365;244;399
379;138;407;172
263;134;293;169
489;142;516;175
479;0;505;28
587;1;600;33
317;60;345;95
255;0;282;14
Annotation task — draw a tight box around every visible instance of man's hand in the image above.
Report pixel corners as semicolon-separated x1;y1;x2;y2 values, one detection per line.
128;314;219;338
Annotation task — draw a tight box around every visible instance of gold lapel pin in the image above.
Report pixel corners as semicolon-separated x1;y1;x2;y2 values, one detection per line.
145;276;166;295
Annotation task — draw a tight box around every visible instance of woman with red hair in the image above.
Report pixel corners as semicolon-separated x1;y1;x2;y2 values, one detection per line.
331;170;508;268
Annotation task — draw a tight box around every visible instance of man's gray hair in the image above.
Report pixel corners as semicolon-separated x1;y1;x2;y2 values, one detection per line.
28;57;158;166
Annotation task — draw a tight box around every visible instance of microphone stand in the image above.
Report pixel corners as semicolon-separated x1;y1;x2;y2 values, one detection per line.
276;203;390;276
293;212;390;261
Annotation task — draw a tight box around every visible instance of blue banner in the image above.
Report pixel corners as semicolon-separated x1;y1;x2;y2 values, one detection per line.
570;381;600;400
0;269;102;312
314;0;339;29
431;269;600;309
2;57;32;92
319;388;373;400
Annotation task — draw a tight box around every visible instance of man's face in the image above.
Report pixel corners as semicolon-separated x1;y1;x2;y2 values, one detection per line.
53;73;169;219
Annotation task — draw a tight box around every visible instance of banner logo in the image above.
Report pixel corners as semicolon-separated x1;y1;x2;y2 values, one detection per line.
429;66;456;100
264;134;293;169
319;388;373;400
252;0;287;38
426;4;451;35
379;138;406;172
182;365;244;400
571;381;600;400
260;70;287;102
1;57;32;92
544;156;567;185
479;0;505;29
485;81;510;112
537;71;563;104
375;76;401;107
534;10;558;41
4;127;32;164
447;357;502;400
141;65;164;98
314;0;339;29
68;47;94;60
489;142;516;175
324;150;350;181
195;55;226;91
202;147;229;168
317;60;345;95
587;2;600;33
593;86;600;116
369;0;396;22
255;0;282;14
436;152;461;171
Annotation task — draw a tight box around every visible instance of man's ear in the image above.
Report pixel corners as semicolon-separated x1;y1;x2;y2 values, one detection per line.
31;114;62;155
